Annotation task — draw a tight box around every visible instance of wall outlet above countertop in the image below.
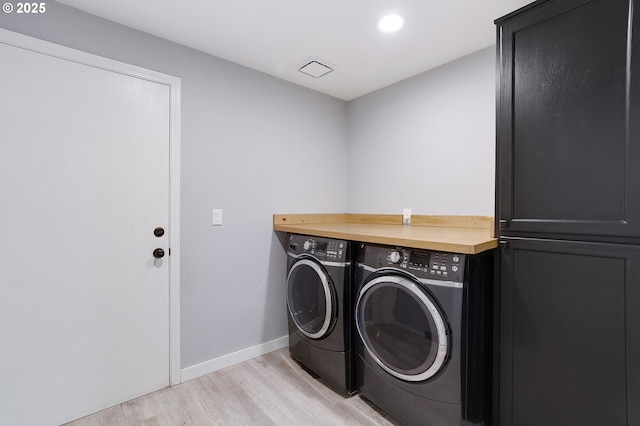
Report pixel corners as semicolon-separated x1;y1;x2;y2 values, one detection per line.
403;208;412;225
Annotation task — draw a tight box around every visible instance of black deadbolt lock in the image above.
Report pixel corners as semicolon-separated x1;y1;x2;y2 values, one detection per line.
154;227;165;237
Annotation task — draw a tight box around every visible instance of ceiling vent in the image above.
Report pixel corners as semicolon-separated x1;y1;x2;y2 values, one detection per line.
298;59;334;78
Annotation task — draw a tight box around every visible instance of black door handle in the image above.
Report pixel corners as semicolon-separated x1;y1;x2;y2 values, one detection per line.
153;248;165;259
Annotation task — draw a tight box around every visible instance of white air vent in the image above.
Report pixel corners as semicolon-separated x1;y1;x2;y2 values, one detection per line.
298;60;334;78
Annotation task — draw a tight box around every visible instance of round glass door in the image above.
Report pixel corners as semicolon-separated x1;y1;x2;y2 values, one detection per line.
355;274;448;382
287;258;335;339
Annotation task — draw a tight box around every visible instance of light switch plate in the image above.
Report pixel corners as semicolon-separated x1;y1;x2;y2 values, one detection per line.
212;209;222;226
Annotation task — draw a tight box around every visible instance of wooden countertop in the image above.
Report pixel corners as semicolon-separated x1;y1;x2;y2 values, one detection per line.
273;214;497;254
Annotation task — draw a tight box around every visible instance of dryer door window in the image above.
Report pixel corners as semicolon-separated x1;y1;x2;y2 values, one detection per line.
356;275;448;382
287;258;335;339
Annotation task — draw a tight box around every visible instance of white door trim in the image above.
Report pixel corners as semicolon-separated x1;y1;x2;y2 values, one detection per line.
0;28;182;385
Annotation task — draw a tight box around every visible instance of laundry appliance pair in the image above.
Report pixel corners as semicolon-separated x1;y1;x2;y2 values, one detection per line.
285;234;493;425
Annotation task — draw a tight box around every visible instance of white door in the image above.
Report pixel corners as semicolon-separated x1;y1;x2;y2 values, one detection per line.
0;35;173;425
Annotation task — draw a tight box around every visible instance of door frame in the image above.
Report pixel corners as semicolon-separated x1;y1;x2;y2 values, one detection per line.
0;28;182;385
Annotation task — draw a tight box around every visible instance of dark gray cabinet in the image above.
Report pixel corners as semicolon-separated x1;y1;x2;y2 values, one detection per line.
499;238;640;425
496;0;640;424
496;0;640;239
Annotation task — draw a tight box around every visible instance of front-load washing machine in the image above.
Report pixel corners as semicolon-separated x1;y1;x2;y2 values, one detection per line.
286;234;355;396
354;243;493;425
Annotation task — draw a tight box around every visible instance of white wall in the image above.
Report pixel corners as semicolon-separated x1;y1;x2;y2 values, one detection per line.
0;3;348;369
347;47;496;216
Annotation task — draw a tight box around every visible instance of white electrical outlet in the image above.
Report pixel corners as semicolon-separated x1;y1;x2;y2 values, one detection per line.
403;208;412;225
212;209;223;226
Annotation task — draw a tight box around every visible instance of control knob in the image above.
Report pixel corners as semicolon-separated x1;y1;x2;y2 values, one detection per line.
303;240;313;251
389;251;402;264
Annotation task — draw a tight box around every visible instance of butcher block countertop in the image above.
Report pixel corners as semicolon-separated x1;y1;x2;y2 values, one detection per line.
273;214;497;255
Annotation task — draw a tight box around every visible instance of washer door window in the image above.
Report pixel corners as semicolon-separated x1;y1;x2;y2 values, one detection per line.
356;275;448;382
287;258;336;339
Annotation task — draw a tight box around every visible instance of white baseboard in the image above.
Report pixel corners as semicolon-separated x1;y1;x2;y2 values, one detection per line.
180;336;289;383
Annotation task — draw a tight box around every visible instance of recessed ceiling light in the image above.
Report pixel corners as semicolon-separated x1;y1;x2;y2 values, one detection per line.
377;14;406;33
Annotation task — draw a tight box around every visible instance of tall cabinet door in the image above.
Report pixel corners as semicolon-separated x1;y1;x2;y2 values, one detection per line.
499;237;640;426
496;0;640;238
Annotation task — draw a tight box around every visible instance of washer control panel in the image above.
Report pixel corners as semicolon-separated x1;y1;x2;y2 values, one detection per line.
367;244;465;282
288;234;348;262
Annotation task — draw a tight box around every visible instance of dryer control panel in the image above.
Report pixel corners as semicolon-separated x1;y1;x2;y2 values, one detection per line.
287;234;349;262
364;244;465;283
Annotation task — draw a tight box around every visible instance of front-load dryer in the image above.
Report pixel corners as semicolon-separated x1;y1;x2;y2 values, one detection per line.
286;234;355;396
354;243;494;425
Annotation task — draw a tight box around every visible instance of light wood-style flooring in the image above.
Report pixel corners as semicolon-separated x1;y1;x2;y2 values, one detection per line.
65;348;398;425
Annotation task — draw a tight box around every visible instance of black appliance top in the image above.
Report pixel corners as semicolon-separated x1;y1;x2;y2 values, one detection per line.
361;243;466;283
287;234;349;262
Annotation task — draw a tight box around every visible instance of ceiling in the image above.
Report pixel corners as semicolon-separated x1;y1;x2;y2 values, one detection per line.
56;0;533;101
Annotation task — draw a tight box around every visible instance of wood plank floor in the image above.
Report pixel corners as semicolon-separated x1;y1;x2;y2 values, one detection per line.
65;348;398;425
